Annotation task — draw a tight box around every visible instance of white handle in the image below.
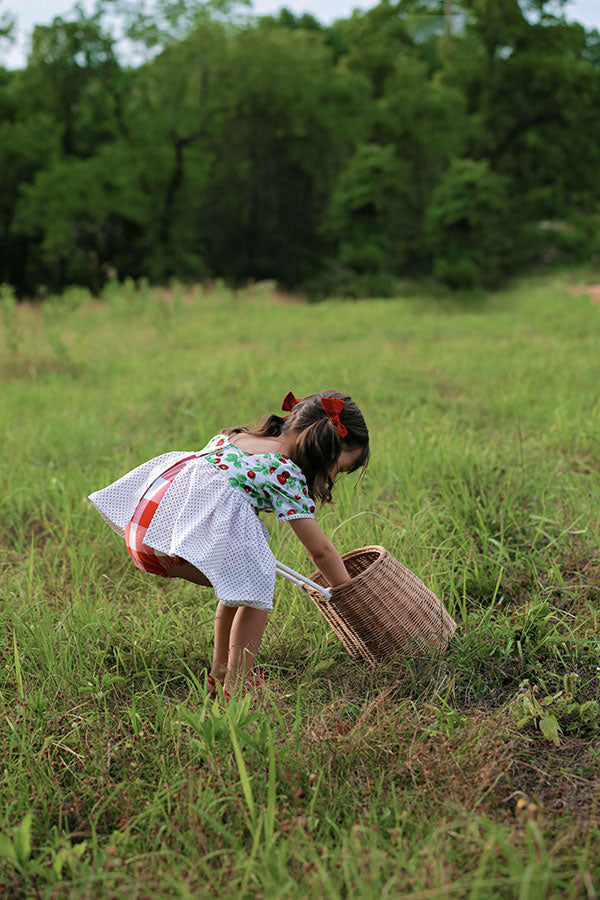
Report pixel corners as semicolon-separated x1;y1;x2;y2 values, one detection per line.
275;567;305;589
275;560;332;599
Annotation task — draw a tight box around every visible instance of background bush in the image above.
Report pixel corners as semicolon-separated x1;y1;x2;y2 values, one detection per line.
1;0;600;296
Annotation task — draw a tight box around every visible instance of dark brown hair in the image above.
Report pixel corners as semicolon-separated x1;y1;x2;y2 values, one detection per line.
224;389;369;504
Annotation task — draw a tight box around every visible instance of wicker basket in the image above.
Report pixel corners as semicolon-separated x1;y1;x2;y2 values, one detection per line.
305;545;456;666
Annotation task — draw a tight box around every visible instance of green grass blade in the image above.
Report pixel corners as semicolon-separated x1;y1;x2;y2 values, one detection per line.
228;717;255;822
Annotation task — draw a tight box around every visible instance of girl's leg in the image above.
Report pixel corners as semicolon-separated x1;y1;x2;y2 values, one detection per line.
224;607;268;695
165;563;223;694
211;601;237;684
163;565;267;695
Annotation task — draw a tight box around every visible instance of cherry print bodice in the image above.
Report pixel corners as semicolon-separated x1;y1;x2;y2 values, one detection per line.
200;434;315;521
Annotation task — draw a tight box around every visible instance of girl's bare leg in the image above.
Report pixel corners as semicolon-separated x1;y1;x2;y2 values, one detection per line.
224;607;268;695
211;601;237;685
164;565;267;695
165;562;223;693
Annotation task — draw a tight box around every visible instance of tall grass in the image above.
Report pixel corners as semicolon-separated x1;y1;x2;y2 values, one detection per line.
1;270;599;897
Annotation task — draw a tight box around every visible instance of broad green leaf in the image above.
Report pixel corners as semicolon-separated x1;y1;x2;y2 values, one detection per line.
541;693;562;706
523;694;543;717
52;848;68;877
313;658;335;672
579;701;600;723
516;715;533;728
14;812;32;867
0;834;17;864
72;840;87;860
539;716;561;746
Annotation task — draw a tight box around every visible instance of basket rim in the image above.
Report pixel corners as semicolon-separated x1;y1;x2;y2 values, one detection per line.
308;544;388;595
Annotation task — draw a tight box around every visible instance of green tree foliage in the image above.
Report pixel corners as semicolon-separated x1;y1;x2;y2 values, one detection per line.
324;3;468;287
105;0;249;49
326;144;410;275
424;158;517;289
106;18;228;281
11;18;367;288
434;1;600;280
17;11;129;156
12;19;226;287
452;2;600;217
1;0;600;295
197;24;369;285
0;76;62;291
0;1;14;49
7;10;139;289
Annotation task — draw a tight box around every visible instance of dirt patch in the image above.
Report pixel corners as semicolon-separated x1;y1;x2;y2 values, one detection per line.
310;696;600;828
2;517;53;553
568;284;600;305
500;538;600;611
503;732;600;823
402;708;600;826
436;381;464;400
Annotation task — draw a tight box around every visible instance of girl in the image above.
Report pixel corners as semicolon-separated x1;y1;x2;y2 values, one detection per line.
89;389;369;700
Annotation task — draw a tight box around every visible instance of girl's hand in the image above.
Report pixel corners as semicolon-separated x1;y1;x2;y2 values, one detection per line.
288;518;350;588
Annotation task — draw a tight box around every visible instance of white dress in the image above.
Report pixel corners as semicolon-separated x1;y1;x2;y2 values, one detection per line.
88;434;315;610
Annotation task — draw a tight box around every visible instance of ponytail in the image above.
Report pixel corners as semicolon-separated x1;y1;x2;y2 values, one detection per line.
223;413;286;440
294;416;340;504
283;389;369;503
223;389;369;504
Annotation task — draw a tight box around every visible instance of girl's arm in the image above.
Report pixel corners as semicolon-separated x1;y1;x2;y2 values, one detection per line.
288;518;351;588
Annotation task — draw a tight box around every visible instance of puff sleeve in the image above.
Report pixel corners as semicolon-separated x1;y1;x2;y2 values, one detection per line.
264;463;316;521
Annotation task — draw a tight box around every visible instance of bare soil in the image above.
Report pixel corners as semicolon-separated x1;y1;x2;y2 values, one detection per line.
568;284;600;304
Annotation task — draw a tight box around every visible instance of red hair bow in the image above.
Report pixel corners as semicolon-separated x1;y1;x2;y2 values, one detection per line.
321;397;348;438
281;391;300;412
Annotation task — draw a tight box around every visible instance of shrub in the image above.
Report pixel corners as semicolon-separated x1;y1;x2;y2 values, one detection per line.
425;158;518;290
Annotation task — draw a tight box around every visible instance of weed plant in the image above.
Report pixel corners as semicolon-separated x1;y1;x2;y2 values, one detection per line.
0;270;599;897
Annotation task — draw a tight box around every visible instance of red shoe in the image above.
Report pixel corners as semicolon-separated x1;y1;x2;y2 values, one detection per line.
246;668;267;688
207;673;220;696
223;670;267;703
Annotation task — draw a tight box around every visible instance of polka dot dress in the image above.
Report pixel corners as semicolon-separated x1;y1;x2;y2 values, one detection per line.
88;435;316;611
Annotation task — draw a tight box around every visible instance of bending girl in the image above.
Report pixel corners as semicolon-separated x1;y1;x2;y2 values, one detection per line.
89;389;369;699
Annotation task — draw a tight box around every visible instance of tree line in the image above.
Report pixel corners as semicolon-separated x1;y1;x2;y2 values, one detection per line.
1;0;599;297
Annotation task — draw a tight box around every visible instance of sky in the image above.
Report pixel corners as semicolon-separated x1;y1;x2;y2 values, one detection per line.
2;0;599;68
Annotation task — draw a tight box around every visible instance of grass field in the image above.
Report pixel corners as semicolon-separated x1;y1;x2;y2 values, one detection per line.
1;269;599;898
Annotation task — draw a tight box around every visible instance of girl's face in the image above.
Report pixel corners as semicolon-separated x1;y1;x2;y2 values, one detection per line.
330;446;365;481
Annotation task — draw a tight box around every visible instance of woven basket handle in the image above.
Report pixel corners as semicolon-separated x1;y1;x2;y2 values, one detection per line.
275;560;332;599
